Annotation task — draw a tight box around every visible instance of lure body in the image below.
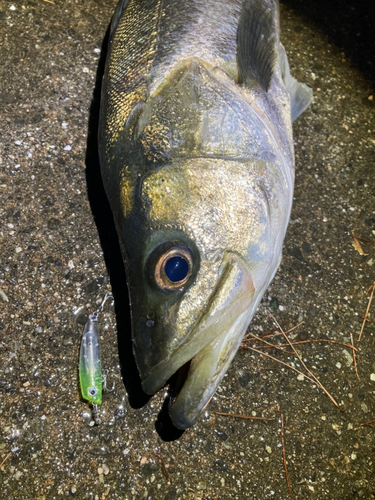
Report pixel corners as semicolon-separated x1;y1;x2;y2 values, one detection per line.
79;313;102;405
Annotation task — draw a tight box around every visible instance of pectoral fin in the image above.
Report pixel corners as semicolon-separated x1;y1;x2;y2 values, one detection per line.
279;43;313;121
237;0;279;91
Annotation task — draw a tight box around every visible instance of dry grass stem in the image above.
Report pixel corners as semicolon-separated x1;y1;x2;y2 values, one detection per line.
350;232;375;244
213;411;274;421
243;321;289;341
350;333;359;380
247;338;358;351
358;281;375;341
0;452;12;469
275;409;293;499
268;313;342;411
359;313;373;324
154;452;171;484
355;419;375;427
243;345;317;384
242;330;294;355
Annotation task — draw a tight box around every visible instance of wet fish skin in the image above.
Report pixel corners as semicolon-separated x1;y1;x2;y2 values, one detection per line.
99;0;312;429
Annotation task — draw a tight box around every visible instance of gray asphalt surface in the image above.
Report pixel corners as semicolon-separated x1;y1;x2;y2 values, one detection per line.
1;1;374;499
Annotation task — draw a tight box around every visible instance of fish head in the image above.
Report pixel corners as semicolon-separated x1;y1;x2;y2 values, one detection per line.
116;155;280;429
100;55;294;429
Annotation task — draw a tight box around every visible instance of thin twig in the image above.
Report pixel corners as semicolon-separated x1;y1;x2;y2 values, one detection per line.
355;419;375;427
43;0;55;4
359;313;373;324
288;338;358;350
242;345;317;384
243;338;358;351
243;321;289;341
154;452;171;484
358;281;375;341
213;411;274;421
242;330;294;355
275;409;292;499
350;232;375;244
268;313;342;411
350;333;359;380
0;452;12;469
242;321;304;344
282;321;305;335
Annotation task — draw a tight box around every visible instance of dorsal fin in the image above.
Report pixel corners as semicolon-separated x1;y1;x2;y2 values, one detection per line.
110;0;130;39
237;0;278;91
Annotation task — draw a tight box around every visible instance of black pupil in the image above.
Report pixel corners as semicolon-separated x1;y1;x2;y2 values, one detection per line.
164;256;189;283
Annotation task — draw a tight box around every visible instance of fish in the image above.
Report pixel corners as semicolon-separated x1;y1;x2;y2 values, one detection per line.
98;0;312;429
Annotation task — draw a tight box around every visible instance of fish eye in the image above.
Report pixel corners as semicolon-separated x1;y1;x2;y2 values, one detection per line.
88;387;98;396
154;245;193;291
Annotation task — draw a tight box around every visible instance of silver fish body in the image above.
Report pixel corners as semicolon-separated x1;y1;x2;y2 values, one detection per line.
99;0;312;429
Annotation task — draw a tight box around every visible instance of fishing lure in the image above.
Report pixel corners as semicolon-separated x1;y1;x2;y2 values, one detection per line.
79;293;113;407
79;312;102;405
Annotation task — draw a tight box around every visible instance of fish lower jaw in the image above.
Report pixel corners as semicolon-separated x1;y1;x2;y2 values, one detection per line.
141;254;256;429
140;302;255;430
168;305;253;430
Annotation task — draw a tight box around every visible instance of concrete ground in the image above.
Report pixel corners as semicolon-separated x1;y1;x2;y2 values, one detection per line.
1;1;374;499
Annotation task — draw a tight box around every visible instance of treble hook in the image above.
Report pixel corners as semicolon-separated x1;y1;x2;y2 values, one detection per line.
94;292;114;317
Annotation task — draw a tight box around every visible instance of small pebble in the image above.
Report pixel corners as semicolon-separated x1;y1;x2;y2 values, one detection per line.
336;362;342;369
370;373;375;381
361;403;368;413
342;349;353;367
351;453;357;460
265;445;272;454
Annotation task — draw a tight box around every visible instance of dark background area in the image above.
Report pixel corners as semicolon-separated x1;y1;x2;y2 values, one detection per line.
283;0;375;86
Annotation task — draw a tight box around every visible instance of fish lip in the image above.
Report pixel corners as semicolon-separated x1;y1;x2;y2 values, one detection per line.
168;306;252;430
140;253;255;427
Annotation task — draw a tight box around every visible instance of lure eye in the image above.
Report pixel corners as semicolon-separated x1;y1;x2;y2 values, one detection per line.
88;387;98;396
154;245;193;291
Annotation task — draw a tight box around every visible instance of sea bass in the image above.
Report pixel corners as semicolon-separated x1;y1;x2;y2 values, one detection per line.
99;0;312;429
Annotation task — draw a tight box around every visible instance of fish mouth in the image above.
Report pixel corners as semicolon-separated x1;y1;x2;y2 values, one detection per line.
141;253;255;429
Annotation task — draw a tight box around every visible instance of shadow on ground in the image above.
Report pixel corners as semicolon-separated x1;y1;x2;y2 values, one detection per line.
283;0;375;86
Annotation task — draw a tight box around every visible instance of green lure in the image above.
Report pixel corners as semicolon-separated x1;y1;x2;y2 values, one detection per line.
79;312;102;405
